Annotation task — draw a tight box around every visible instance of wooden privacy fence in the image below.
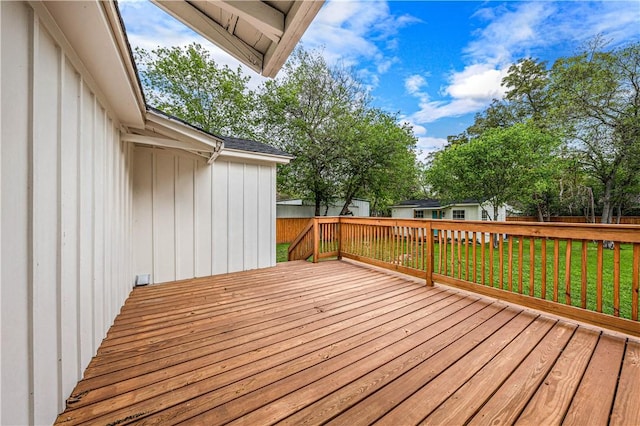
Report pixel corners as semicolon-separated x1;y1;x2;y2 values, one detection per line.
276;218;312;243
288;217;640;336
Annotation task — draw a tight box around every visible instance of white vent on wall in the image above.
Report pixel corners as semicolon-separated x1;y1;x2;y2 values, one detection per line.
135;274;151;286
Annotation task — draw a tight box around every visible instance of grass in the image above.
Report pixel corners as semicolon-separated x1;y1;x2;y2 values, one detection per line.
431;238;636;319
300;236;637;320
277;243;290;263
278;236;637;319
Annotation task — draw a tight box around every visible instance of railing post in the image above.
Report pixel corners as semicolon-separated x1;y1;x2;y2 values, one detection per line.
337;218;342;260
426;221;434;286
312;217;320;263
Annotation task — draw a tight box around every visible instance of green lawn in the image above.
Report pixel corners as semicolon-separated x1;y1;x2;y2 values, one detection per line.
277;243;290;263
281;237;637;320
431;238;636;319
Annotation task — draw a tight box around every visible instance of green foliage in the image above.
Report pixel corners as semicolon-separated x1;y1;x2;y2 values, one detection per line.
258;49;360;214
549;39;640;222
503;57;551;125
439;39;640;221
336;108;418;215
134;38;639;221
258;48;418;215
135;43;256;138
428;123;558;220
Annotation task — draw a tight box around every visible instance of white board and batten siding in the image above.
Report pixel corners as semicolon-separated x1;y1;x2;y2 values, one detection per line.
1;3;134;424
133;146;277;284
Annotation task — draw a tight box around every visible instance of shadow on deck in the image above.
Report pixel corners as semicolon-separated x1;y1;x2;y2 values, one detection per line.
55;260;639;425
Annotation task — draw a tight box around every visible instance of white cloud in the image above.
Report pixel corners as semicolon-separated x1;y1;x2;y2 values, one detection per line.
400;119;447;159
405;3;549;124
404;64;506;124
412;98;487;124
407;1;640;128
416;137;448;160
301;0;419;88
401;118;426;137
466;2;554;65
404;75;427;95
377;58;398;74
443;64;508;101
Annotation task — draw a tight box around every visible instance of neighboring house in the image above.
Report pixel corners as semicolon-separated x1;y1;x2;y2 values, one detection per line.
0;1;321;424
392;199;508;221
276;198;371;217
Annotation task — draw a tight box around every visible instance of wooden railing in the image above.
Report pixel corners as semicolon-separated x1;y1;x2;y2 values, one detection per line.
288;218;340;261
507;216;640;224
287;217;639;336
339;218;435;282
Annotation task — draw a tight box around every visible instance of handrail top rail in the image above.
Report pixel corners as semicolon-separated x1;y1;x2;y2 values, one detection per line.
311;215;640;228
308;216;640;244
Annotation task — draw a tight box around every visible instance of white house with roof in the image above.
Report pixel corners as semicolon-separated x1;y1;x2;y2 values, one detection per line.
0;1;321;423
391;199;508;221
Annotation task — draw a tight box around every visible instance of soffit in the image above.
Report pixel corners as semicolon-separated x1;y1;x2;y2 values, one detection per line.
123;110;224;163
150;0;324;77
42;1;145;128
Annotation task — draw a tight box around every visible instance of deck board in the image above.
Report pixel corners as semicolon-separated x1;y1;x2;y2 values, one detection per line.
55;260;640;425
516;327;600;425
421;316;557;425
563;334;626;426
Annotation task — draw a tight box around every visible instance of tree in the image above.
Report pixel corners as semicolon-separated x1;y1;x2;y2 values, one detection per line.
336;109;418;215
550;40;640;223
258;48;363;215
258;47;418;216
135;43;256;138
427;123;558;222
503;57;552;126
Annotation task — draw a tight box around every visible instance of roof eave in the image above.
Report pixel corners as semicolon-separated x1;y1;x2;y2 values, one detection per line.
145;109;224;149
219;148;293;164
262;1;325;78
37;0;145;128
150;0;324;78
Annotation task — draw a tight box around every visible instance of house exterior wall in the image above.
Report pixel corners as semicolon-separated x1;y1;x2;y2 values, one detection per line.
442;205;479;221
489;204;508;221
277;199;369;218
393;203;507;222
1;2;134;424
351;199;370;217
391;207;416;219
133;146;277;284
277;205;322;218
276;204;361;218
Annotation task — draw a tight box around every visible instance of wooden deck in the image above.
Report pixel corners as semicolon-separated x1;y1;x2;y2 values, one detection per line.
55;260;640;425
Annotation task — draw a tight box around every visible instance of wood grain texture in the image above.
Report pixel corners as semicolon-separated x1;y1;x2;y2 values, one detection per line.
563;334;626;426
54;260;640;426
423;316;556;425
516;327;600;425
610;340;640;426
467;321;576;426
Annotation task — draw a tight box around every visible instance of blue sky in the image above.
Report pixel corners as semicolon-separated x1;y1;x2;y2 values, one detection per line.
119;1;640;159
